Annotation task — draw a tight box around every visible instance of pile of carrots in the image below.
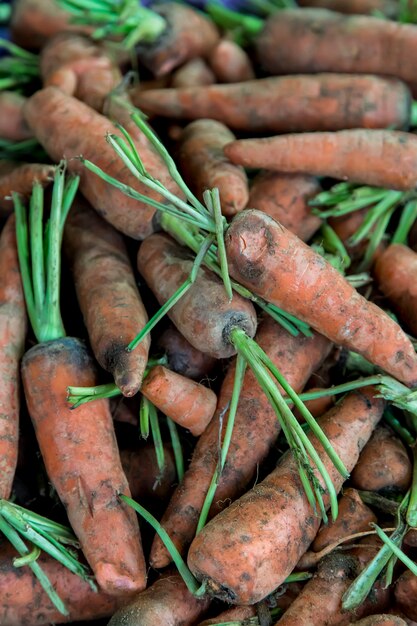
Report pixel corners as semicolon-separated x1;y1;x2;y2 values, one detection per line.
3;0;417;624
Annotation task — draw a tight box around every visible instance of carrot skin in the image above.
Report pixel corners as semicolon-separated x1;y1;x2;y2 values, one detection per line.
0;93;33;141
64;200;150;397
208;39;255;83
150;317;331;568
133;74;412;132
141;365;217;436
21;337;146;596
121;445;176;502
156;326;217;380
394;570;417;621
294;387;335;421
297;0;398;16
187;387;384;605
0;163;55;214
225;129;417;191
248;172;322;241
348;617;408;626
224;209;417;387
137;233;257;359
0;215;27;500
177;119;249;217
171;58;216;88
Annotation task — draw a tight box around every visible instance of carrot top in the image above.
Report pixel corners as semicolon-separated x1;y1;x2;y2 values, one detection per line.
0;38;39;92
13;162;80;343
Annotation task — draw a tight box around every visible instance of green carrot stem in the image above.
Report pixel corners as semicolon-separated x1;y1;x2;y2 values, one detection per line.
197;354;246;532
67;382;121;408
357;204;397;272
139;395;150;440
319;223;351;270
13;545;41;567
358;490;399;516
406;444;417;527
29;183;45;317
149;402;165;473
391;198;417;245
383;408;415;446
410;100;417;127
167;417;184;482
348;190;403;246
204;188;233;300
372;523;417;574
206;2;264;36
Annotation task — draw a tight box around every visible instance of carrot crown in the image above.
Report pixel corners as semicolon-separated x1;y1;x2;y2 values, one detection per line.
13;163;80;343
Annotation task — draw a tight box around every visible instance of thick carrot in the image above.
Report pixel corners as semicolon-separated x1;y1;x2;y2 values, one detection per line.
297;0;399;16
247;172;322;241
0;215;26;500
156;326;217;380
141;365;217;436
348;617;408;626
350;425;412;492
121;445;176;502
0;543;119;626
21;338;147;596
136;2;219;77
394;569;417;620
254;8;417;83
133;75;412;132
150;317;331;568
40;33;122;112
0;93;33;142
171;58;216;88
0;162;54;214
224;129;417;191
64;199;150;397
224;209;417;386
187;387;384;605
23;87;179;239
208;39;255;83
107;573;211;626
137;233;257;359
177;119;249;217
374;244;417;337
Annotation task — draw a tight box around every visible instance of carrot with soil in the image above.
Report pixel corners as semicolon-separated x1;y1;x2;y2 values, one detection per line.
0;92;33;141
156;326;217;380
171;58;216;89
0;161;54;214
208;39;255;83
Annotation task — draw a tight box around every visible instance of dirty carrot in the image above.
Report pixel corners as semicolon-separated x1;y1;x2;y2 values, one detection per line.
64;197;150;397
0;161;54;214
0;92;33;141
121;444;176;502
348;616;408;626
156;326;217;380
171;58;216;89
208;39;255;83
297;0;398;15
394;569;417;621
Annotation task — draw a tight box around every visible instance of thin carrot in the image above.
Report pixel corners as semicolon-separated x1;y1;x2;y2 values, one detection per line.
247;172;322;241
0;92;33;141
0;214;26;500
208;39;255;83
187;387;384;605
64;198;150;397
171;58;216;88
224;209;417;387
0;161;54;214
133;74;413;132
177;119;249;217
394;569;417;621
156;326;217;380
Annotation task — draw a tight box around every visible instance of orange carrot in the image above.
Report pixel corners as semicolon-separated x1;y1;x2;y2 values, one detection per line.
0;162;54;214
247;172;322;241
23;87;179;239
348;616;408;626
171;58;216;88
156;326;217;380
150;317;331;568
297;0;398;16
374;244;417;337
137;233;257;359
121;445;176;502
224;129;417;191
141;365;217;436
0;93;33;141
293;387;335;421
208;39;255;83
64;199;150;397
40;33;122;112
187;387;384;605
177;119;249;217
394;569;417;621
224;209;417;386
133;75;412;132
0;215;27;500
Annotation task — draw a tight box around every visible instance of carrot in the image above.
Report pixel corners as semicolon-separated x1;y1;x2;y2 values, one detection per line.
197;606;256;625
247;172;322;242
156;326;217;380
0;161;54;214
224;209;417;387
297;0;399;16
0;543;119;626
40;33;122;112
171;58;216;89
373;244;417;337
187;387;384;605
141;365;217;436
348;617;408;626
23;87;179;239
135;3;219;77
208;39;255;83
137;232;257;359
0;92;33;142
293;387;335;420
107;573;211;626
350;425;412;492
225;129;417;191
394;569;417;621
133;74;412;132
404;527;417;546
177;119;249;217
121;445;176;502
150;316;331;568
329;208;373;262
63;198;150;397
0;214;26;500
253;8;417;84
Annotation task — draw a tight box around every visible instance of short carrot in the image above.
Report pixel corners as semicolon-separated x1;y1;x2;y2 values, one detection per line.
171;58;216;89
247;172;322;241
0;214;26;500
156;326;217;380
187;387;384;605
208;39;255;83
224;209;417;387
133;74;412;132
0;161;54;214
0;92;33;141
64;198;150;397
177;119;249;217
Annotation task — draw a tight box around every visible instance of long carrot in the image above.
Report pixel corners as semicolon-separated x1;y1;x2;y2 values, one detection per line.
0;161;54;214
177;119;249;217
150;316;331;568
224;129;417;191
208;39;255;83
63;198;150;397
224;209;417;386
156;326;217;380
133;74;413;132
0;214;26;500
0;92;33;141
187;387;384;605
